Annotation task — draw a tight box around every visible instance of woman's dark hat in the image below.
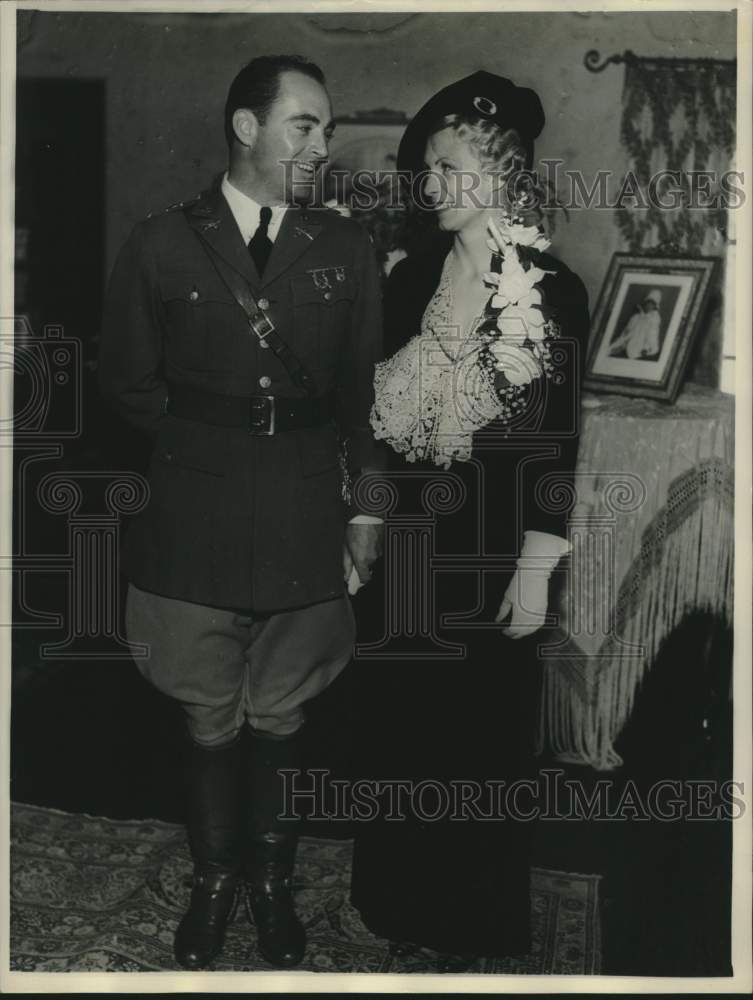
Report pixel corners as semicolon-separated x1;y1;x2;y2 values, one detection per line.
397;70;545;174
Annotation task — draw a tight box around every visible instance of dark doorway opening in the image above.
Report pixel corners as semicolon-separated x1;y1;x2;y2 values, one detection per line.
16;78;105;373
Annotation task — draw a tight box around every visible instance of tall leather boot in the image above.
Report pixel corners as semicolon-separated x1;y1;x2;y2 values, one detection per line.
244;727;306;968
174;734;243;970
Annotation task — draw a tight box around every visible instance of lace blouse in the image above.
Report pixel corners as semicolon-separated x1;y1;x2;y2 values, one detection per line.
371;252;506;469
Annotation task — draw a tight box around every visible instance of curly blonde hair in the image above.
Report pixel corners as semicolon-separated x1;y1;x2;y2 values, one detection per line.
434;113;528;179
429;112;556;222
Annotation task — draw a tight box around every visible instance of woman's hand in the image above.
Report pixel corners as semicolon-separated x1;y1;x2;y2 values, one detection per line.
495;567;550;639
495;530;571;640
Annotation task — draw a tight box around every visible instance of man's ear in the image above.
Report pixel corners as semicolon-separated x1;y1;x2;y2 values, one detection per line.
232;108;259;149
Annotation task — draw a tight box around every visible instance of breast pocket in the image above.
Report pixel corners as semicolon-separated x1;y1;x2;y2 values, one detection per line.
159;272;239;371
290;271;357;369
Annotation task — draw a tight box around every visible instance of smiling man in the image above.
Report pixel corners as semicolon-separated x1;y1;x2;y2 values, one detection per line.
98;55;383;970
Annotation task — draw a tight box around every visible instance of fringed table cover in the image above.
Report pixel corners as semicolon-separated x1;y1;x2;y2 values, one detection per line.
538;383;734;771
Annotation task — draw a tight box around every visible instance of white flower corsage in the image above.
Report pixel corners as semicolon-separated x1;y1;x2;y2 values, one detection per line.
476;215;559;420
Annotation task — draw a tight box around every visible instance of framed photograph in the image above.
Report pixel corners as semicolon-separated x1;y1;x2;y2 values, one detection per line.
584;253;718;402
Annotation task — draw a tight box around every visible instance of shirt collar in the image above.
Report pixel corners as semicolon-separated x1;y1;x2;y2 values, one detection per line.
221;172;286;244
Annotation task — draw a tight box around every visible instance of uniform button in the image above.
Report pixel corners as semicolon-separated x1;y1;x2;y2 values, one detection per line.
189;290;199;302
258;297;270;310
323;291;332;301
259;375;272;389
259;338;270;349
164;451;173;462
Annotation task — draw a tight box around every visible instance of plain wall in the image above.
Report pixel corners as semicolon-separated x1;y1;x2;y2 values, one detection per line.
16;8;737;311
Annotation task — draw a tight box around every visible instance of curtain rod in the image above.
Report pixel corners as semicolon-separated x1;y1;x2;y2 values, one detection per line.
584;49;736;73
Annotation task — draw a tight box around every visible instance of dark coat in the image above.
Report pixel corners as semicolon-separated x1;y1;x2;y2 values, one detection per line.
381;240;590;550
99;183;383;612
350;243;590;955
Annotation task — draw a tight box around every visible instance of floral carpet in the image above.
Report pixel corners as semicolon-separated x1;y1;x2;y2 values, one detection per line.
10;802;601;975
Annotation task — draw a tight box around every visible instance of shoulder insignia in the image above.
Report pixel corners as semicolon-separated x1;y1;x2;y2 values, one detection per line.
147;193;202;219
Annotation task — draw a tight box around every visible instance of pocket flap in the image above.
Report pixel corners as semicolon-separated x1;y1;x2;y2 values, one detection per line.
290;271;356;306
159;272;235;306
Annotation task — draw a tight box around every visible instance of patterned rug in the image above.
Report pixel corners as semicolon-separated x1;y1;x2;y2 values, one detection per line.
10;802;601;974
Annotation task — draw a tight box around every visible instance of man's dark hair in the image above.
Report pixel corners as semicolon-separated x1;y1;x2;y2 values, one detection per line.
224;55;326;146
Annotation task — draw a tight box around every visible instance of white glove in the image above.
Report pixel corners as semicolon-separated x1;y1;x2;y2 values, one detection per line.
495;530;571;639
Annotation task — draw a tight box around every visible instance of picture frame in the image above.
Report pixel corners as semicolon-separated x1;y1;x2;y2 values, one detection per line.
584;252;719;403
324;108;408;200
323;108;410;276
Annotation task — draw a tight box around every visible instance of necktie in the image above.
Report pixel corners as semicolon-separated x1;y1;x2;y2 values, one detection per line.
248;206;273;276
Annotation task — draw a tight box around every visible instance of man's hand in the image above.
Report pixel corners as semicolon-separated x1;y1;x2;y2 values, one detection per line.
344;522;383;589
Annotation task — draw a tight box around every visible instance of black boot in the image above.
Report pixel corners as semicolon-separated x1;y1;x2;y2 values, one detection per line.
244;728;306;968
174;735;243;970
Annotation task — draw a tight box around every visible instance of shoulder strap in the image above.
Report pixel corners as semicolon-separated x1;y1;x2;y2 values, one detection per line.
184;210;318;398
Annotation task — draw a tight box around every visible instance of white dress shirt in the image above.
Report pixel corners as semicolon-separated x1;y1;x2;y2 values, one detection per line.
221;172;287;244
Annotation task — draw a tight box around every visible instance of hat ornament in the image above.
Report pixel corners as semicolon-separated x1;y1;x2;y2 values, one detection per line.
472;95;498;116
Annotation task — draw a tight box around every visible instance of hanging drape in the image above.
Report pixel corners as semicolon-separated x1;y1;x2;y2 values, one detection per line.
615;58;736;254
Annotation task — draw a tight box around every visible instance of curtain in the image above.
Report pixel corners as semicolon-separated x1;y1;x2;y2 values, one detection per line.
615;59;736;255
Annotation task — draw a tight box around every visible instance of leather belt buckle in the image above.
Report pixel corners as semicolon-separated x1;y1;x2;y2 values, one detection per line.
249;394;275;436
250;312;274;344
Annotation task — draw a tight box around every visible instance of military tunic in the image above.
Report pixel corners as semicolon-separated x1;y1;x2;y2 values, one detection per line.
99;181;383;613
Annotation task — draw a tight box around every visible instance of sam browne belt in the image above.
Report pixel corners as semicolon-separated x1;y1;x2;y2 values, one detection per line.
164;383;336;435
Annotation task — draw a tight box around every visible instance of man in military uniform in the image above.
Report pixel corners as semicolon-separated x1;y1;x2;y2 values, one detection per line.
99;55;383;970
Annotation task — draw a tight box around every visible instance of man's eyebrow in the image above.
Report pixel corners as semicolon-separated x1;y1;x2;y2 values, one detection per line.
287;113;336;132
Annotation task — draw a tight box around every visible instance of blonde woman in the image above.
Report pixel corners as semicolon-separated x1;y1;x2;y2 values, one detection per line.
350;71;590;971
